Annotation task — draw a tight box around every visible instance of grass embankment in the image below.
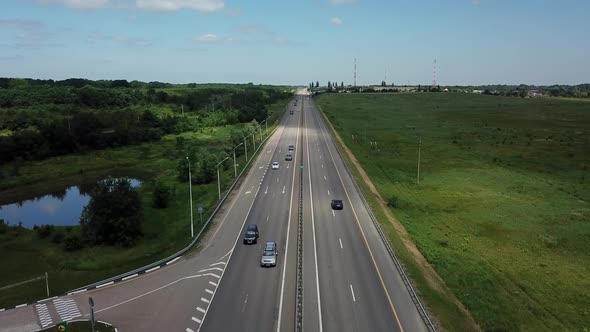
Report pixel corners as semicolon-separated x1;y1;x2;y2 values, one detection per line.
316;93;590;331
0;100;288;309
39;320;114;332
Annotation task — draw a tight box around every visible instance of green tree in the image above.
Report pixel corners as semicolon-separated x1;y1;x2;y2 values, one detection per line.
152;181;171;209
80;178;143;246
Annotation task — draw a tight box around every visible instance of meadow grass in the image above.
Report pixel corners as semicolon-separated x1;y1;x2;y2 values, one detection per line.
0;99;289;308
316;92;590;331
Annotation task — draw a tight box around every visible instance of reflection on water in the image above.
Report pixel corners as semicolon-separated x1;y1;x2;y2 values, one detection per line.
0;179;141;229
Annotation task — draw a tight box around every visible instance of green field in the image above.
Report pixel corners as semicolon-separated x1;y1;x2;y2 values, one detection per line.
0;100;288;309
316;93;590;331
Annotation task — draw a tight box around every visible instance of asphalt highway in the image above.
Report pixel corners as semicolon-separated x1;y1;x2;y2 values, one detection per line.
0;90;427;332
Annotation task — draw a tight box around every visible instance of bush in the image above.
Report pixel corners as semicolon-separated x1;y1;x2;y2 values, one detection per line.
152;181;171;209
63;233;84;251
387;195;399;208
51;231;65;244
35;225;55;239
0;219;7;234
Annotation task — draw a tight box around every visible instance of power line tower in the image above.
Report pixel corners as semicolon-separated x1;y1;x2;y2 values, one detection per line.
432;59;437;88
354;58;357;87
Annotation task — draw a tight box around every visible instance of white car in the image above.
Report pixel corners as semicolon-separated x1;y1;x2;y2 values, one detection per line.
271;162;279;169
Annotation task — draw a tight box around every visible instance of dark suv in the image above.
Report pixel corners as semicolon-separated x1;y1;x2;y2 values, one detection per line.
331;199;344;210
243;224;259;244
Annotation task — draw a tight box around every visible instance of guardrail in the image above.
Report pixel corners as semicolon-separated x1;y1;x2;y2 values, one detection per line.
66;124;282;295
315;104;438;332
295;103;305;332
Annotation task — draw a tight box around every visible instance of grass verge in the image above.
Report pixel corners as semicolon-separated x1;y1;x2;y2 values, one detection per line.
316;92;589;331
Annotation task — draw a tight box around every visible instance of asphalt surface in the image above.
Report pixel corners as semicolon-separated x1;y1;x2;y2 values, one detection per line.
0;90;428;332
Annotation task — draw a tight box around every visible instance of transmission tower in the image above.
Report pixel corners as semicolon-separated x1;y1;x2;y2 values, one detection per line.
354;58;357;87
432;59;437;87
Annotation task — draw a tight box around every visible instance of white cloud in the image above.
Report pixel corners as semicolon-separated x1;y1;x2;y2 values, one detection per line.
88;32;152;48
330;17;343;25
136;0;224;12
330;0;354;4
193;33;219;42
35;0;116;9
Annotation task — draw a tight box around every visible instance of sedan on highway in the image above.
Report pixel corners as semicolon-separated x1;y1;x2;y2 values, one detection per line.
288;144;295;151
260;241;278;267
331;199;344;210
271;162;280;169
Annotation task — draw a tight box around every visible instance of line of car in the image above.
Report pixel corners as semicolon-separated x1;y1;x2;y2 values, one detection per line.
243;140;344;269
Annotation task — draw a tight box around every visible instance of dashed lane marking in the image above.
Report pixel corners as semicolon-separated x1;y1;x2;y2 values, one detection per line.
201;297;210;304
208;281;217;287
187;328;195;332
209;262;226;267
350;284;356;302
197;307;206;314
192;317;202;324
339;238;343;249
205;289;214;295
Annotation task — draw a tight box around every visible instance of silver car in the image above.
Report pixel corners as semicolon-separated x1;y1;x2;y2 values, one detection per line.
260;241;278;267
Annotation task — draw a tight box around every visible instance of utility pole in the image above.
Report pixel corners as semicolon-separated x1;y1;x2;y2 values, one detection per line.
417;136;422;185
244;137;248;162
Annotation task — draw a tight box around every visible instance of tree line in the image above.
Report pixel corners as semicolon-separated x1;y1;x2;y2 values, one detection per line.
0;78;291;163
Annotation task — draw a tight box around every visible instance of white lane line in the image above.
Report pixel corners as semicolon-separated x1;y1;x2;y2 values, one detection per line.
192;317;202;324
197;307;206;314
208;281;217;287
145;266;160;273
282;185;286;194
328;190;330;196
204;273;220;279
287;164;290;168
209;262;226;267
264;186;268;194
205;289;214;295
350;284;356;302
267;215;270;221
167;256;182;265
277;177;279;182
332;210;335;217
339;238;343;249
215;249;233;262
199;152;271;330
201;297;210;304
277;99;302;332
198;267;224;273
305;105;324;332
324;175;327;180
320;155;322;159
187;328;195;332
94;274;206;314
312;101;405;330
96;281;114;288
245;190;252;194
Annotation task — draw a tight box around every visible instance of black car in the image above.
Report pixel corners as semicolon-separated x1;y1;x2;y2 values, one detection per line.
243;224;259;244
331;199;343;210
285;153;292;161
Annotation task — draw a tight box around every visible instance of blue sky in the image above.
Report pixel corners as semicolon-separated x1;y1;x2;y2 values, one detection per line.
1;0;588;85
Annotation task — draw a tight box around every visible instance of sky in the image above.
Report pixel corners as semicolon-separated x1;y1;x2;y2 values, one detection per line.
0;0;589;86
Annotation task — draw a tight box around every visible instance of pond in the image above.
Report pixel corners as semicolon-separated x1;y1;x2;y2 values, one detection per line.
0;179;141;229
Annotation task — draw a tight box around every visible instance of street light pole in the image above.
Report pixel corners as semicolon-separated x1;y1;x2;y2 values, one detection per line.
244;137;248;162
186;157;194;238
233;142;243;177
217;156;230;200
417;136;421;185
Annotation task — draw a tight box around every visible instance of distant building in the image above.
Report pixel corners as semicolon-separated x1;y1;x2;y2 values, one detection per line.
527;90;545;97
472;89;484;94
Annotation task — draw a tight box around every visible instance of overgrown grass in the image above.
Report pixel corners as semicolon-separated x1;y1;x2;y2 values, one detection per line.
316;93;590;331
0;99;289;309
39;320;114;332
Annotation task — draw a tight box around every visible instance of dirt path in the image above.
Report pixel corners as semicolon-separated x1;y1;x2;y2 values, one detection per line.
319;109;480;331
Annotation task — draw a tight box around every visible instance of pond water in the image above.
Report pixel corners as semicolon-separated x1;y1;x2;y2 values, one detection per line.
0;179;141;229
